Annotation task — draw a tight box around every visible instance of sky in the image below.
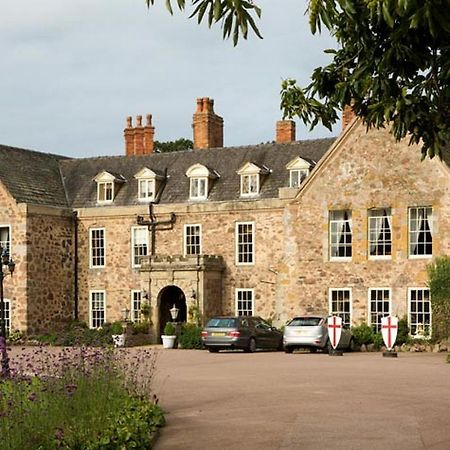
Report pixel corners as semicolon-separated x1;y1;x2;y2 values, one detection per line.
0;0;338;158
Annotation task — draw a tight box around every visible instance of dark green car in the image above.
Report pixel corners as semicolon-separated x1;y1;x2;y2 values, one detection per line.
201;316;283;353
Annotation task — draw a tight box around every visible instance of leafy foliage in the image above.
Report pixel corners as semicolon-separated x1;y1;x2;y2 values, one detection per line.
427;256;450;340
178;323;203;349
163;321;176;335
351;323;374;345
396;316;410;345
154;138;193;153
146;0;262;46
148;0;450;158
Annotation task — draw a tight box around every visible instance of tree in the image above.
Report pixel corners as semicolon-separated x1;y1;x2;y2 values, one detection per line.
154;138;193;153
146;1;450;159
427;256;450;340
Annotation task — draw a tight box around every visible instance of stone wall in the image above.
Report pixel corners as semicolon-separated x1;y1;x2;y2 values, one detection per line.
277;122;450;325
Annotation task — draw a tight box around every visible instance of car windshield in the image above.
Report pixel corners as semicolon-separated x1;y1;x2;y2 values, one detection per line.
288;317;323;327
206;318;237;328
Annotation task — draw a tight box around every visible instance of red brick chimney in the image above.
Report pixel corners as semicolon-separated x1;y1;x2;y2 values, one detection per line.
276;120;296;143
124;114;155;156
342;104;355;130
192;97;224;149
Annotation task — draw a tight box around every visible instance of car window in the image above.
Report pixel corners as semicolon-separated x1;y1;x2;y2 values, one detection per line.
207;318;237;328
241;319;249;328
288;317;323;327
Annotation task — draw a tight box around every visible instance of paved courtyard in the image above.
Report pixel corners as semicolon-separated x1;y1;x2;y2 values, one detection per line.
153;350;450;450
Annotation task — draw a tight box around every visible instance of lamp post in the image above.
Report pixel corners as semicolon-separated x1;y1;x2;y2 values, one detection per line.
0;247;15;378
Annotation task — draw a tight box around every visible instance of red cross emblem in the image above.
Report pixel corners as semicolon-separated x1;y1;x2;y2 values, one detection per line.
327;316;342;349
381;316;398;350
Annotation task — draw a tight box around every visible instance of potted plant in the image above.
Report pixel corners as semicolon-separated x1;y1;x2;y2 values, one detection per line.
111;321;125;347
161;322;176;349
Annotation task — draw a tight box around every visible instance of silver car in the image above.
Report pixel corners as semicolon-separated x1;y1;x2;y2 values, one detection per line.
283;315;355;353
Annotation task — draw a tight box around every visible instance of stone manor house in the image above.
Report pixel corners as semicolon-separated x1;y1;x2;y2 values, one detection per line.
0;97;448;339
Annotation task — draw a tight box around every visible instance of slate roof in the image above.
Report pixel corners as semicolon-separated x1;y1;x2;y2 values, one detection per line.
59;139;335;208
0;144;69;207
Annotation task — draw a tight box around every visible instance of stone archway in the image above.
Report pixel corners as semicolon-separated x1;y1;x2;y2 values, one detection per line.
158;285;187;337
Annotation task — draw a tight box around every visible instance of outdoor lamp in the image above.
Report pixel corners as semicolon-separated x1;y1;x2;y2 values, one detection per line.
170;304;179;321
121;307;130;322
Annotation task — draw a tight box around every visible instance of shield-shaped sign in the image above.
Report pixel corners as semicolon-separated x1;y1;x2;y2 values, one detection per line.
327;316;342;349
381;315;398;351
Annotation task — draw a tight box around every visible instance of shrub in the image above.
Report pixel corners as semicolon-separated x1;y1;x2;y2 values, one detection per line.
132;321;151;334
110;321;124;335
163;322;176;336
179;323;203;349
396;316;410;345
351;323;374;345
373;332;384;350
428;256;450;340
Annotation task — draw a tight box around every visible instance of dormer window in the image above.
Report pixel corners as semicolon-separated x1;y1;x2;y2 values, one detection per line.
286;156;313;188
186;164;218;201
134;167;165;202
237;162;270;198
94;171;125;204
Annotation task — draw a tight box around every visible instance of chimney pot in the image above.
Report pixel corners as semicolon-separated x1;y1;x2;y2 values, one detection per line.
193;97;224;149
276;120;296;143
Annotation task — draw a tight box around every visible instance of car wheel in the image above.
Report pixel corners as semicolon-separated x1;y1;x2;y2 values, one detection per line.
284;346;294;354
348;338;355;352
245;337;256;353
208;347;219;353
277;339;284;351
323;340;332;354
309;347;317;353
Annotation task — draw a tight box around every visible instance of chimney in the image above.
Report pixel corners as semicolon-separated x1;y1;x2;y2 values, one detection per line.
192;97;224;149
124;114;155;156
276;120;296;143
342;104;355;130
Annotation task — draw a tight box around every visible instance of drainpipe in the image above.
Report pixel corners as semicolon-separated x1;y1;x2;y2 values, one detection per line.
72;211;79;320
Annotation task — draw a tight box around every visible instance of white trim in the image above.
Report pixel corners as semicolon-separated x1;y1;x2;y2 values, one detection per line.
328;288;352;326
189;177;208;200
235;288;255;316
0;224;12;255
367;288;392;330
97;181;114;204
407;287;432;337
89;290;106;328
408;206;433;259
329;210;353;261
137;178;156;202
240;173;260;197
130;290;142;323
131;226;149;268
235;221;255;266
2;298;11;334
89;227;106;269
183;224;202;256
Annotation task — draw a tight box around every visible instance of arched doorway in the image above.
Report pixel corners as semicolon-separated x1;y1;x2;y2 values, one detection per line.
158;285;187;337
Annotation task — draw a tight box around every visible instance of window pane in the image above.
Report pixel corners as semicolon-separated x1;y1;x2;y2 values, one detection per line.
329;210;352;258
185;225;201;255
237;223;254;264
368;209;392;257
409;289;431;336
132;291;141;322
236;289;253;316
369;289;390;332
409;207;432;257
90;229;105;267
91;292;105;328
330;289;351;327
132;227;148;266
0;227;10;254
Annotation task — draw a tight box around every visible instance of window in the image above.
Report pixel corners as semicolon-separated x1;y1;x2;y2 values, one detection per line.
90;228;105;268
0;225;11;254
409;207;432;257
368;289;391;332
368;209;392;259
97;181;114;203
2;299;10;334
131;290;142;323
236;222;255;265
131;227;148;267
236;289;254;316
138;179;155;201
329;289;351;327
329;210;352;259
408;288;431;337
190;177;208;200
289;169;309;188
241;174;259;196
90;291;105;328
184;224;202;256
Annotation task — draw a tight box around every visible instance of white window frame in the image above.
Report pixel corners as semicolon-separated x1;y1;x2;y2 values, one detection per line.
368;288;391;332
368;208;392;260
190;177;208;200
89;228;106;268
131;290;142;323
235;221;255;266
329;288;352;327
89;290;106;328
289;169;309;188
408;207;433;259
184;224;202;256
97;181;114;203
408;288;432;337
138;178;155;201
329;210;352;261
131;226;148;268
235;288;254;316
240;173;259;197
0;225;11;255
2;298;11;334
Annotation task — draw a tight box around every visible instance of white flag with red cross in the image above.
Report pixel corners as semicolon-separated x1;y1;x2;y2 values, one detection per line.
381;315;398;351
327;316;342;349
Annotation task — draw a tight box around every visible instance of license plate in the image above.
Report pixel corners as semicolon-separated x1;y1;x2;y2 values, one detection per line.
295;329;306;335
211;332;226;337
